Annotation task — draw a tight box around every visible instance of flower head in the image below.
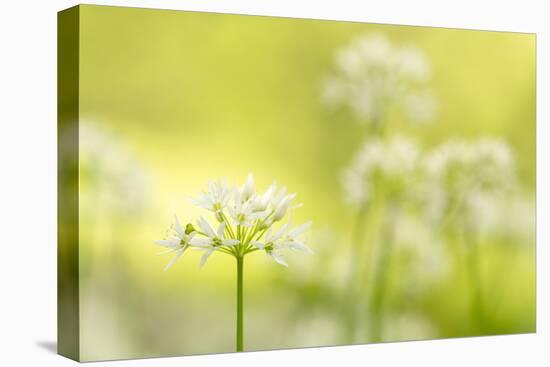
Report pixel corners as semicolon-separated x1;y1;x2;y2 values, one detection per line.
156;174;312;269
342;136;421;207
422;138;516;224
323;33;435;126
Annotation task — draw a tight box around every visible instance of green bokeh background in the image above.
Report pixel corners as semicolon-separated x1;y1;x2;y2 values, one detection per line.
73;5;535;361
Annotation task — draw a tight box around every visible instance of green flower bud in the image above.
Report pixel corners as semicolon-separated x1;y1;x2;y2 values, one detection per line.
185;223;195;235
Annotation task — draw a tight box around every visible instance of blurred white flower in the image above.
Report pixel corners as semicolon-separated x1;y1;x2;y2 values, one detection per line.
323;33;435;125
78;121;151;213
422;138;516;224
463;192;535;240
403;92;437;123
341;136;421;207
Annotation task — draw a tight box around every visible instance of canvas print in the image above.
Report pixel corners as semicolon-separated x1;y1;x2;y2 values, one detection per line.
58;5;536;362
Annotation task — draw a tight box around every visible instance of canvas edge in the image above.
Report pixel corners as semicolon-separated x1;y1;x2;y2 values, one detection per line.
57;4;81;362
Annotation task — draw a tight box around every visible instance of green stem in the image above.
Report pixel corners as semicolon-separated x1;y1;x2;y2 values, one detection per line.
343;204;368;343
464;230;484;334
369;208;395;343
236;256;244;352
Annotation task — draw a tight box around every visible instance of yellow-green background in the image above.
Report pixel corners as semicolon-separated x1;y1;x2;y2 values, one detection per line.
73;5;535;361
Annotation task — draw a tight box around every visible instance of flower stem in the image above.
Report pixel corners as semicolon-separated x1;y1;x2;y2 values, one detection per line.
369;207;396;343
343;204;368;343
464;230;484;334
236;255;244;352
458;209;484;335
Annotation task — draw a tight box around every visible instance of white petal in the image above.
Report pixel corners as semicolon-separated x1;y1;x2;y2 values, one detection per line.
272;198;291;221
270;252;288;267
242;173;255;199
251;241;265;249
274;241;291;250
250;210;270;220
223;239;240;246
198;216;216;238
288;221;312;238
207;180;216;196
272;223;289;241
227;205;237;220
191;195;212;210
263;184;276;201
289;241;313;253
217;222;226;239
199;249;215;268
273;187;287;205
156;247;180;255
262;227;273;242
155;239;180;248
173;215;184;237
189;237;212;247
164;249;184;271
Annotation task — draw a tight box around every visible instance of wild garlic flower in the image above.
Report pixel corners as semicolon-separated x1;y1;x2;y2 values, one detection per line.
323;33;435;126
422;138;516;225
190;218;240;267
464;193;535;240
228;183;270;227
192;179;232;222
251;222;313;267
341;136;421;207
154;215;196;270
155;173;312;269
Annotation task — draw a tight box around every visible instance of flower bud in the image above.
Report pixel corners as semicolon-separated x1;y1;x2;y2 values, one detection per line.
241;173;255;202
185;223;196;235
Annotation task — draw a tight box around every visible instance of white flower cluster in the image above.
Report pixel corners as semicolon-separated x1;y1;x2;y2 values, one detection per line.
155;174;312;270
341;136;421;207
462;193;534;239
343;136;519;234
323;33;436;125
422;138;516;226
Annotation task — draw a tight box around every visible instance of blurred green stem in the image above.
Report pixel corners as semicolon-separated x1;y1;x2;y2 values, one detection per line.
369;207;395;343
236;255;244;352
464;230;484;334
344;204;369;343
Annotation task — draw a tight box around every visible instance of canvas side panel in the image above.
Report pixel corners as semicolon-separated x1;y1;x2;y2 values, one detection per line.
57;5;80;362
